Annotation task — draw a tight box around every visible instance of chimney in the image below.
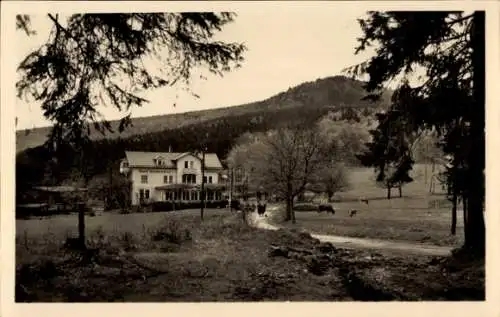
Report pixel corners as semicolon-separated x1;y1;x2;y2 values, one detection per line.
168;145;172;153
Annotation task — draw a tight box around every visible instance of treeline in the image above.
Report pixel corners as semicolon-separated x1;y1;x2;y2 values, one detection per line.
18;104;367;192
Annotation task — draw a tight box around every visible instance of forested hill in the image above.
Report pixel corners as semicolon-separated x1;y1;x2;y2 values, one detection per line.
16;75;391;189
16;75;391;153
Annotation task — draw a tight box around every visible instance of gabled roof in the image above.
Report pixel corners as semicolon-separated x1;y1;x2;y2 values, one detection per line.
124;151;223;169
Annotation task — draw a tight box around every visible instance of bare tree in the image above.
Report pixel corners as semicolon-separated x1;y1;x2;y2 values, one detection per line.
256;127;324;223
309;162;350;202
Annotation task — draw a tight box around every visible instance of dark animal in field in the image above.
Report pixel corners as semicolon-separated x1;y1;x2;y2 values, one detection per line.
257;203;266;216
361;199;369;205
349;209;358;217
318;204;335;214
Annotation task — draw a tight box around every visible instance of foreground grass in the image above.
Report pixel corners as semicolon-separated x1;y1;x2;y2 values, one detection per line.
17;210;346;301
16;210;482;301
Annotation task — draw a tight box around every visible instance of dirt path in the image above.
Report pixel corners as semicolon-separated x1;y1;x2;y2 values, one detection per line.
249;208;452;257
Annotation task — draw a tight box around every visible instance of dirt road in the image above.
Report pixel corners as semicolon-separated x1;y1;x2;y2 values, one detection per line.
249;208;452;257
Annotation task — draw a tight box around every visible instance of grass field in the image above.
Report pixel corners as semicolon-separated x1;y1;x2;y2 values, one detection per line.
15;209;360;301
15;164;482;301
16;208;483;301
271;164;465;247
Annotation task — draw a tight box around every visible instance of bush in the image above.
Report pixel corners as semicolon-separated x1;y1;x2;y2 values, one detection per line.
293;203;319;212
150;200;228;212
150;220;192;245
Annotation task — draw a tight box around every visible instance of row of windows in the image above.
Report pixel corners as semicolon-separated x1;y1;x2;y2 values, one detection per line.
137;189;222;201
164;190;222;201
140;174;214;184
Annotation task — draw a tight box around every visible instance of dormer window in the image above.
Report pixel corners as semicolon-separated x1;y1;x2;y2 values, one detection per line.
154;156;165;167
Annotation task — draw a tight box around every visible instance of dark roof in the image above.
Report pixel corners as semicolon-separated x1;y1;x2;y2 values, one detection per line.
124;151;223;169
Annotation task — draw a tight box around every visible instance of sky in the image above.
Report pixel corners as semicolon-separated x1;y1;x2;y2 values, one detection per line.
14;7;375;131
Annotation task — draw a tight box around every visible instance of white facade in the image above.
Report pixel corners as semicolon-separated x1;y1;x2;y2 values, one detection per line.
121;151;225;206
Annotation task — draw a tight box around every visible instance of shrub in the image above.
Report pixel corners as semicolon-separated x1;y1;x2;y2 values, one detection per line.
150;220;192;245
293;203;319;212
150;200;229;212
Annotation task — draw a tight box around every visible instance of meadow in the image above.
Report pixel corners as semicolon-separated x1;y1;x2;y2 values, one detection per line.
15;165;482;302
272;164;464;247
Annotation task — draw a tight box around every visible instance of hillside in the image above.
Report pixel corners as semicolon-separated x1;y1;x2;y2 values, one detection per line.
16;76;390;153
16;75;391;194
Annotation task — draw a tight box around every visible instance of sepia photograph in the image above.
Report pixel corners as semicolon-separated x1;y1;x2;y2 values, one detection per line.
1;0;498;312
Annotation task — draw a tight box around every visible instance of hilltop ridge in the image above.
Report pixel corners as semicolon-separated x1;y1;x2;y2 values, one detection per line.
16;75;390;153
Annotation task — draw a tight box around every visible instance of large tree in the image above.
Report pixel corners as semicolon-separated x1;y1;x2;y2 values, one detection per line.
16;12;245;248
260;127;324;223
308;162;350;202
357;108;415;199
16;13;246;149
226;126;324;223
347;11;485;255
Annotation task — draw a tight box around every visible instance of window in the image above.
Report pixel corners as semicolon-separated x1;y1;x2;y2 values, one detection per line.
191;191;198;200
208;176;213;184
207;191;214;200
164;175;173;184
145;189;150;199
203;176;207;184
182;191;190;200
122;161;129;168
155;156;165;166
182;174;196;184
139;189;145;200
184;161;188;168
141;175;148;184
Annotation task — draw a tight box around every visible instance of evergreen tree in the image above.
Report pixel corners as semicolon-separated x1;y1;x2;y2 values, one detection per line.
347;11;485;255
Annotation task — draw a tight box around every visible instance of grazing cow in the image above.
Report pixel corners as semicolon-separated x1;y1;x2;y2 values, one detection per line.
318;204;335;214
257;200;267;217
349;209;358;217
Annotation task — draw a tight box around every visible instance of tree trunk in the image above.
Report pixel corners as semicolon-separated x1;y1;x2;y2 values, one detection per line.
429;162;435;194
327;192;334;203
462;11;485;256
462;195;468;236
285;197;292;222
386;186;391;200
464;189;485;255
451;191;457;236
229;168;234;212
290;197;296;224
398;185;402;198
424;162;428;185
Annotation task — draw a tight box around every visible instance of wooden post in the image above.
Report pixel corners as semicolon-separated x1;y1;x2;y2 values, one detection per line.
77;201;86;249
229;168;234;211
201;150;206;220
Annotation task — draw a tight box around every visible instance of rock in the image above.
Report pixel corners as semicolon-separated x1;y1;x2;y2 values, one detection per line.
268;245;290;258
316;242;337;254
307;256;331;276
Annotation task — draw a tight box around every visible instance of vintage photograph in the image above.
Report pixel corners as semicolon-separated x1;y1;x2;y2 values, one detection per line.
10;2;487;303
